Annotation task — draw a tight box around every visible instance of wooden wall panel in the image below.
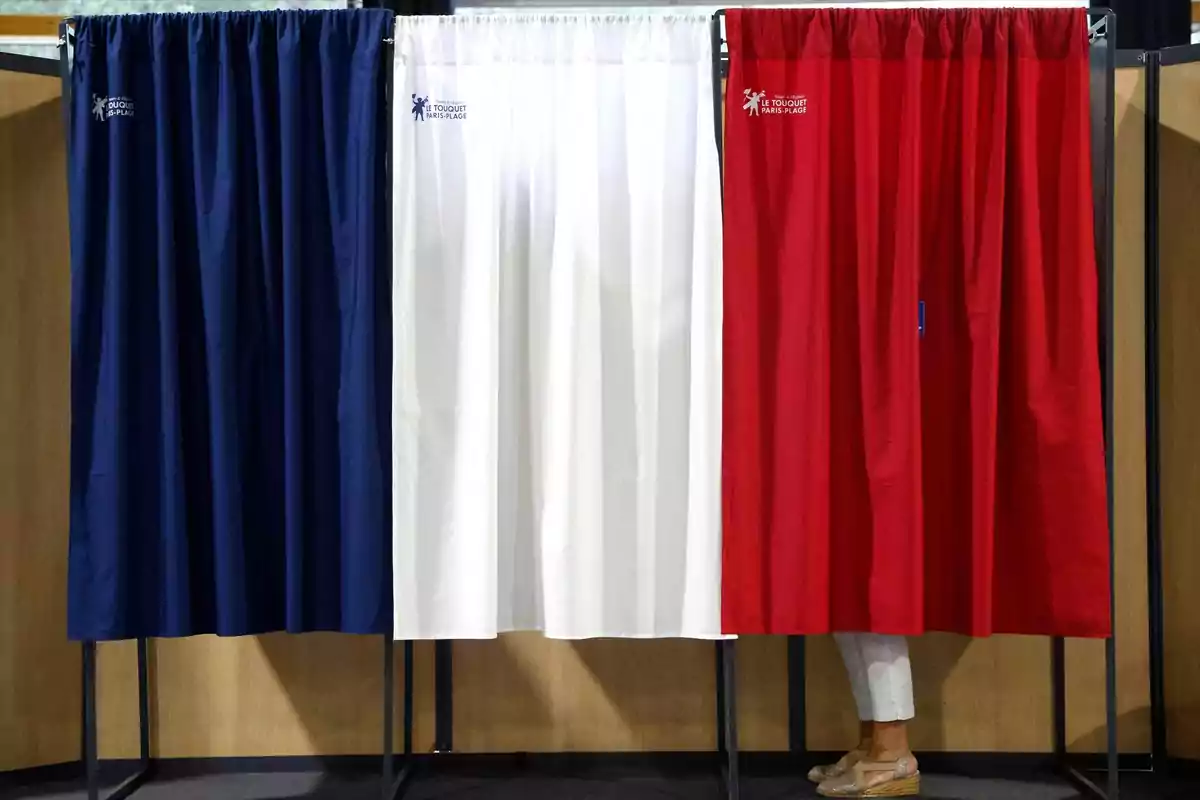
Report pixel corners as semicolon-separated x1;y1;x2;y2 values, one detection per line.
453;635;716;752
1158;59;1200;762
0;15;59;38
0;71;62;119
736;636;788;751
0;81;78;771
807;635;1054;753
97;636;435;758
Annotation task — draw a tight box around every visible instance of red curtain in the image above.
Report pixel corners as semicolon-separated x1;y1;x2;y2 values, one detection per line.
721;8;1110;637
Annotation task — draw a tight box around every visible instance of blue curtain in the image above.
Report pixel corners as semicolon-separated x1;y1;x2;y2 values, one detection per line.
67;10;393;640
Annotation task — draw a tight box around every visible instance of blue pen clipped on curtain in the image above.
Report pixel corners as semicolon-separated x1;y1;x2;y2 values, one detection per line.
918;300;926;339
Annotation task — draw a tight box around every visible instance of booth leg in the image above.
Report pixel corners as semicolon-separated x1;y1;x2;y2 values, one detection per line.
384;638;416;800
83;641;98;800
717;641;740;800
383;636;394;798
82;639;153;800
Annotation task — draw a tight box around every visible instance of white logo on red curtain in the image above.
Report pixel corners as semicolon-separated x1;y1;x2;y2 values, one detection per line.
91;94;135;121
742;89;766;116
743;90;809;117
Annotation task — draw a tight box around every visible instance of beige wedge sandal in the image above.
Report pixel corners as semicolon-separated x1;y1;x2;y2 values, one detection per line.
816;755;920;798
807;749;867;784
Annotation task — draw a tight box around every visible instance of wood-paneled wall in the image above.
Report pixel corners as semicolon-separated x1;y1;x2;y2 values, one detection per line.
0;75;78;771
453;636;717;753
0;66;1161;767
95;636;436;758
1158;59;1200;762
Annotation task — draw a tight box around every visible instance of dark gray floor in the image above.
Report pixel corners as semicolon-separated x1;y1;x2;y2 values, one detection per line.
3;771;1197;800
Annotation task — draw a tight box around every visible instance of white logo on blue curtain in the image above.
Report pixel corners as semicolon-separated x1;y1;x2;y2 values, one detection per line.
412;93;467;122
743;89;808;117
92;94;135;121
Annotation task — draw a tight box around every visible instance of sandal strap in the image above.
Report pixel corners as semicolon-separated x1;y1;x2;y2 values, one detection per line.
855;757;917;779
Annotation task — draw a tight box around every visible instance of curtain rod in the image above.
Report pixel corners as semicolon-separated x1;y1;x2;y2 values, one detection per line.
456;1;1092;8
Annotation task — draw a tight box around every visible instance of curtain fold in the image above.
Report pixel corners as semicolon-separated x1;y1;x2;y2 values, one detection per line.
67;10;393;640
720;8;1110;637
392;13;724;639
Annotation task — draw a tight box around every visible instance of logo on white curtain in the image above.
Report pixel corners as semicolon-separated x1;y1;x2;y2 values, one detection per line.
412;93;467;122
91;94;135;121
743;89;808;117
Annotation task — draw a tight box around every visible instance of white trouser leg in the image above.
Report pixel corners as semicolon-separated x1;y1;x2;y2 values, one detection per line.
835;633;914;723
834;632;874;722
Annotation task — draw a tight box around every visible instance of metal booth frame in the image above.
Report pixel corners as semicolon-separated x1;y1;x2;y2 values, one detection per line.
1141;37;1200;783
47;11;733;800
9;4;1198;800
61;28;155;800
710;7;1123;800
52;16;410;800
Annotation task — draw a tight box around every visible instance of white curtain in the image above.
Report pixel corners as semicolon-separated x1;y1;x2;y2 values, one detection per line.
392;13;723;640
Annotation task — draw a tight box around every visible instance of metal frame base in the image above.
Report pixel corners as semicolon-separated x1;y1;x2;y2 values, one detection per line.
712;8;1124;799
383;637;416;800
383;640;741;800
94;766;153;800
1063;762;1115;800
81;640;154;800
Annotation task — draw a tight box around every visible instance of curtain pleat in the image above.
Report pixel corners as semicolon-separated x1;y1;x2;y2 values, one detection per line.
67;10;393;639
720;8;1109;638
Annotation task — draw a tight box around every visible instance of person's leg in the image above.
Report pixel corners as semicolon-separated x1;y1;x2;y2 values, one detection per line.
808;634;875;783
835;632;876;744
859;633;914;759
818;634;919;797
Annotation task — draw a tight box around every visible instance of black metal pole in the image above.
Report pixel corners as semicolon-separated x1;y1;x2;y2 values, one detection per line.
63;24;96;800
721;641;740;800
0;50;61;76
137;639;150;764
403;641;414;757
710;21;732;784
1142;47;1167;773
83;641;99;800
381;18;406;800
1102;13;1120;800
379;12;398;796
1053;637;1067;759
711;11;725;175
715;642;727;754
787;636;807;755
384;639;415;800
434;641;453;752
59;19;72;134
383;636;394;797
1056;12;1119;800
